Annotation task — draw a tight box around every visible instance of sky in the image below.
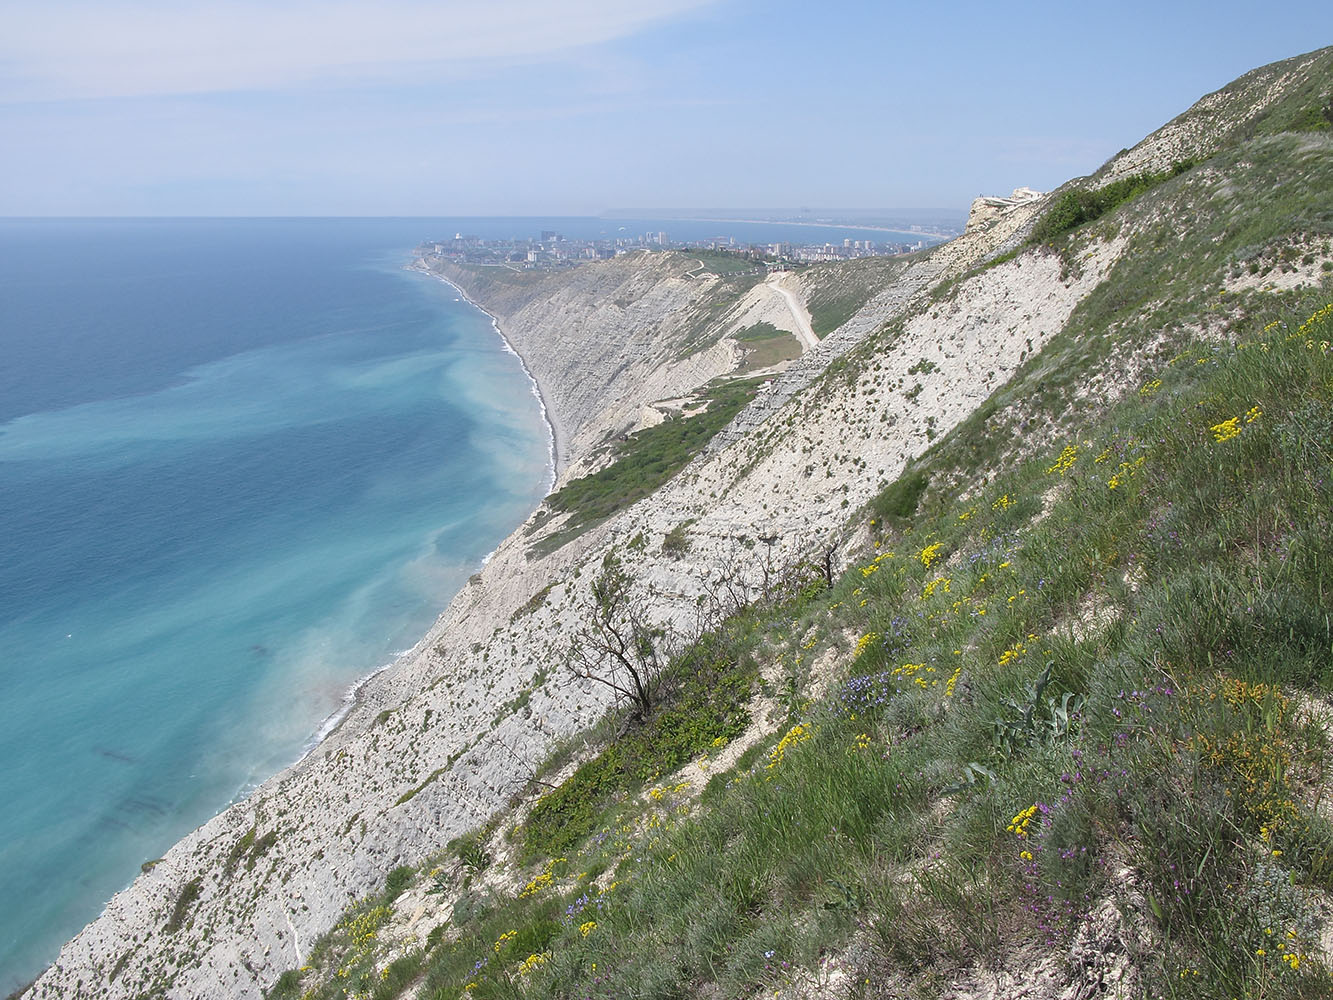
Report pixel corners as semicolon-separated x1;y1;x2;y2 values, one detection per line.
2;1;1329;217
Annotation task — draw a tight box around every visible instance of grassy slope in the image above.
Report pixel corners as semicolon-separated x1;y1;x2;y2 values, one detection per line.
525;378;763;557
273;295;1333;1000
269;56;1333;1000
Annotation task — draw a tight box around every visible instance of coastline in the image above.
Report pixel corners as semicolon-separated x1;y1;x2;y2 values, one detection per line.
297;262;563;760
305;261;563;758
411;260;564;486
11;249;571;996
26;243;765;1000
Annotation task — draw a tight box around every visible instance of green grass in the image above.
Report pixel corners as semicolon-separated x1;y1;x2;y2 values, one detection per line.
802;255;911;337
734;322;802;370
522;604;764;859
528;378;762;556
869;468;928;523
683;249;766;275
733;321;784;342
164;877;202;934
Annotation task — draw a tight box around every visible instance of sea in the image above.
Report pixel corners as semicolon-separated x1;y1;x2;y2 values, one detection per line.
0;215;922;990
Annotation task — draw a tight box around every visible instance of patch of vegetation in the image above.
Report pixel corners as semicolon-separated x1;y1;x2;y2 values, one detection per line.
523;608;762;858
803;255;911;336
384;865;415;903
734;321;784;341
661;519;693;558
164;877;202;934
395;766;448;807
450;824;496;875
1288;98;1333;132
529;378;762;556
808;289;869;338
684;249;766;275
512;583;555;621
246;831;278;872
491;686;532;726
1030;161;1196;244
906;357;938;376
223;827;256;876
735;322;802;370
870;469;928;523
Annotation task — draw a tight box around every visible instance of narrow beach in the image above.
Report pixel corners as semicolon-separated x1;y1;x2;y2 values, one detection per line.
413;261;565;485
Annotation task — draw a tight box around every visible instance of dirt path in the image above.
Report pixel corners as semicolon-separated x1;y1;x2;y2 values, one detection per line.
766;272;819;351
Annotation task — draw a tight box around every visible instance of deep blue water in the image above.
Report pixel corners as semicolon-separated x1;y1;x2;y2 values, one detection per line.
0;215;907;990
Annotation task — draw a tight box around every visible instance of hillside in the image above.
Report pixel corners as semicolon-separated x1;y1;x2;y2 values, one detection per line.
20;46;1333;1000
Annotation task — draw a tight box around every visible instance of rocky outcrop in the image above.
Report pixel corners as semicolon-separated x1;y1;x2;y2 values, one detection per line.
966;186;1045;234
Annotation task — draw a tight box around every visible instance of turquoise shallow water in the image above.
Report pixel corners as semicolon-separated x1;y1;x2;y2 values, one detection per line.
0;219;552;990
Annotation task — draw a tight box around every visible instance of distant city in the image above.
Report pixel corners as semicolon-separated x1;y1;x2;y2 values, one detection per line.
421;223;952;273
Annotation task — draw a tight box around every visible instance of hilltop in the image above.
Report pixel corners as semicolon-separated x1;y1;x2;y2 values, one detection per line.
19;45;1333;1000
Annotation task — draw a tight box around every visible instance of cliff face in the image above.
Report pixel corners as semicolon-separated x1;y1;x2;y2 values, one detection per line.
428;253;746;481
24;47;1333;1000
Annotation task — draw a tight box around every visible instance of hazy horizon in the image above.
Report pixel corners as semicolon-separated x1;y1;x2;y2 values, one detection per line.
2;3;1329;216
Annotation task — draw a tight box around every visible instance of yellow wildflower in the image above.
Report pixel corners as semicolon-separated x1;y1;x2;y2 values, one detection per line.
853;632;881;660
1210;417;1241;442
767;723;811;769
1007;803;1039;837
518;952;549;976
1046;444;1079;476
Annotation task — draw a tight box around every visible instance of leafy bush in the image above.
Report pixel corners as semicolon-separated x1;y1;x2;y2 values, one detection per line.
523;648;754;858
661;520;692;557
164;877;202;934
1288;98;1333;131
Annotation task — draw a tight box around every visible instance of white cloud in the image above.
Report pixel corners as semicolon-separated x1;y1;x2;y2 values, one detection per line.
3;0;717;101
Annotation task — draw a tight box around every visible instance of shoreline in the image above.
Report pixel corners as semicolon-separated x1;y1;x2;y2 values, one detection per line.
411;259;564;486
302;261;563;758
